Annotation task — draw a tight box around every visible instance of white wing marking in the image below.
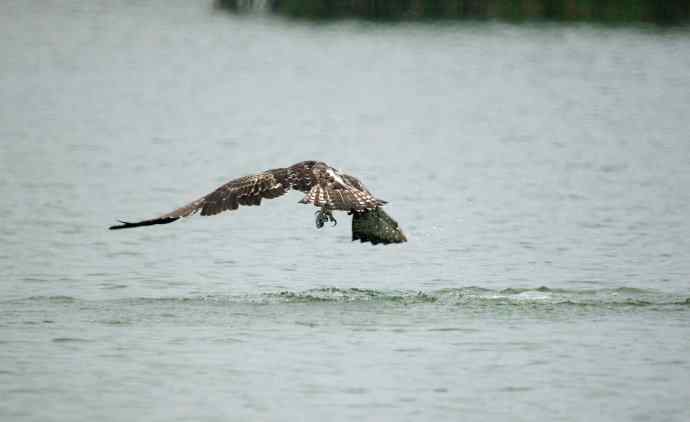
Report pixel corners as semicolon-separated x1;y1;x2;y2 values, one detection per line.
326;168;352;189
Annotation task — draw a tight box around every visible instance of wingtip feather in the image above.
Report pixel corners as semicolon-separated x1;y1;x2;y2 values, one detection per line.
109;220;136;230
108;217;179;230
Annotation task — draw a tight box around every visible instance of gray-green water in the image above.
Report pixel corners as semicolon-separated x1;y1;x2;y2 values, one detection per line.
1;1;690;421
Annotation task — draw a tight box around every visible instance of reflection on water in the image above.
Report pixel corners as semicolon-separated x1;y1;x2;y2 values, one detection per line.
1;1;690;421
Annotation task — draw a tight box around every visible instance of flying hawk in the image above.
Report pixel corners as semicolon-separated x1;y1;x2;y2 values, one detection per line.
109;161;407;245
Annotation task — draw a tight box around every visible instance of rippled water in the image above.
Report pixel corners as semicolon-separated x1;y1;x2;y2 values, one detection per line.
1;1;690;421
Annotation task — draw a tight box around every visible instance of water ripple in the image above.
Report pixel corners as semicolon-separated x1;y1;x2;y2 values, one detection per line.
6;287;689;309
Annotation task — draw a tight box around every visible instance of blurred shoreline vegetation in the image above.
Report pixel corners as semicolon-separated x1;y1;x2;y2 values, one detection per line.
215;0;690;25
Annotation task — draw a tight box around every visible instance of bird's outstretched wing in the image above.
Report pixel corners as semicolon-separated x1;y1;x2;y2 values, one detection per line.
298;166;386;211
351;207;407;245
299;185;385;211
109;168;290;230
109;161;407;246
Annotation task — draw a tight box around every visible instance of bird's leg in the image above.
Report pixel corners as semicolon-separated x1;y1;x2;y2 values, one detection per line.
314;208;337;229
315;210;325;229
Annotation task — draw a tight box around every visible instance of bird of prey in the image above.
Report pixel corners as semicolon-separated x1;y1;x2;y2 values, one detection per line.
109;161;407;245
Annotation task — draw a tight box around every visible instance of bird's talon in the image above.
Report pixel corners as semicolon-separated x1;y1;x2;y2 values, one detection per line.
315;210;327;229
315;209;337;229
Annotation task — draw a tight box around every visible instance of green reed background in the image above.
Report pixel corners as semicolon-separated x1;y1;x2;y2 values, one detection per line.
216;0;689;24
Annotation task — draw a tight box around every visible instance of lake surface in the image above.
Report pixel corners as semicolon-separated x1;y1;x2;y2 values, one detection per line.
1;1;690;421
